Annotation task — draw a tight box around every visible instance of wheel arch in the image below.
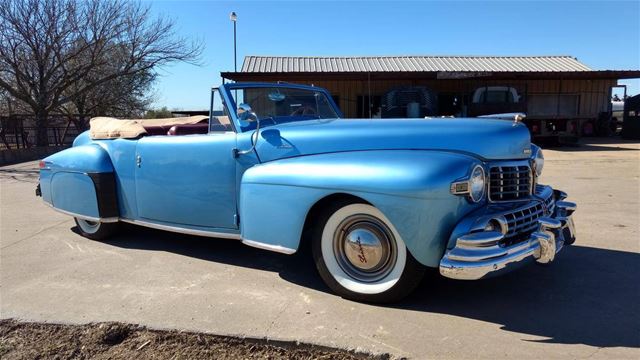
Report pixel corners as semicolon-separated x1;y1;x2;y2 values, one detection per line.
300;193;370;248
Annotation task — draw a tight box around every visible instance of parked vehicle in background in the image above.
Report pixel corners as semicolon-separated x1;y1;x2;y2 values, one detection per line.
611;100;625;134
36;82;577;303
381;86;437;118
621;94;640;139
468;86;525;118
467;85;618;144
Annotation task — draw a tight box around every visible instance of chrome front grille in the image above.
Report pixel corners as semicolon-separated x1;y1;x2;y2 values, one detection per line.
488;164;532;202
540;185;555;214
494;186;554;246
502;202;545;246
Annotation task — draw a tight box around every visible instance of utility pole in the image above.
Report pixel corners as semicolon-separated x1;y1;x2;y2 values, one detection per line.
230;12;237;72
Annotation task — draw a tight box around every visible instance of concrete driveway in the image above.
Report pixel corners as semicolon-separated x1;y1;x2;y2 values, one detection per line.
1;139;639;359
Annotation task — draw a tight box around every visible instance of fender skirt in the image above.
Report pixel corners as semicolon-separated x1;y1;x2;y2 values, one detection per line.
87;173;119;218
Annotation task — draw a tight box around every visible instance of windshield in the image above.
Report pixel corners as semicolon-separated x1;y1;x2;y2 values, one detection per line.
229;86;339;131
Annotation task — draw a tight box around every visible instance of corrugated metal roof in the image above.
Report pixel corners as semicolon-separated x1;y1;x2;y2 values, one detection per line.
240;55;593;73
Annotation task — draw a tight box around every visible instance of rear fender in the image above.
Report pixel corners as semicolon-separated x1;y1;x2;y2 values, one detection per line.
239;150;480;266
40;144;118;221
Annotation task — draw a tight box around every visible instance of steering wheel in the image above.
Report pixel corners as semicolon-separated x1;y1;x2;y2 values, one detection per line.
290;106;317;116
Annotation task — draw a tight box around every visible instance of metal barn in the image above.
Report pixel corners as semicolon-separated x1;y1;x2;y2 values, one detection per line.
223;55;640;142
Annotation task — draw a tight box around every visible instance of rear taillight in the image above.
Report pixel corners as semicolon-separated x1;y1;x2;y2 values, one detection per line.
38;160;46;169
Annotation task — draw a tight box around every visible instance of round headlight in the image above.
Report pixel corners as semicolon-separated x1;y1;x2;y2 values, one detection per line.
533;147;544;176
469;165;486;202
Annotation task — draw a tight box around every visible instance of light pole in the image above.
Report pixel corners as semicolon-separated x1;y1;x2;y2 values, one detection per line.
230;12;237;72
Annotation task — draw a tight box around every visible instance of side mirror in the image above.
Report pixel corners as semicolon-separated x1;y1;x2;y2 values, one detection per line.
233;103;261;158
238;103;257;122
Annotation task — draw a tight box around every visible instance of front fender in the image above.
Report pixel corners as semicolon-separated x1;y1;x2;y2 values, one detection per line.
239;150;482;266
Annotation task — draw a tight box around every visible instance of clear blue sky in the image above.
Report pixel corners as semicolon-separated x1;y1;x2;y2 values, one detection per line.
146;0;640;110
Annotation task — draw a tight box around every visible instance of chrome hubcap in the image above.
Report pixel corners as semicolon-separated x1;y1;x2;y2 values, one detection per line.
333;214;397;282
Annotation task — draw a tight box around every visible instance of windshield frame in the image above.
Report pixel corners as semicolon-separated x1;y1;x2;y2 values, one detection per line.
220;82;342;132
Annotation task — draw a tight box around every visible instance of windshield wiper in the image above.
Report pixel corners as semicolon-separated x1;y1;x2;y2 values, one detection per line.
258;115;278;126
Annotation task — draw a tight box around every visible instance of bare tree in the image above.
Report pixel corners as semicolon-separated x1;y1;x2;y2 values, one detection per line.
0;84;31;116
59;69;156;131
0;88;14;115
0;0;202;145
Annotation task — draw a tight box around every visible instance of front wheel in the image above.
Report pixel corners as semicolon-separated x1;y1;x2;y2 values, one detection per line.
312;202;426;303
74;218;119;241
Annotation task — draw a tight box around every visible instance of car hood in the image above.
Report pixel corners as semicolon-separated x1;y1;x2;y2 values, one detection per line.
253;117;531;162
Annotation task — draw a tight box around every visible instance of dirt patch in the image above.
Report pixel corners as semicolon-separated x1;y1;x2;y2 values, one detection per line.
0;319;391;359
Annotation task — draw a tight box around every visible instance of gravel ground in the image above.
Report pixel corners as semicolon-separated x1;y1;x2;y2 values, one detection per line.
0;319;389;360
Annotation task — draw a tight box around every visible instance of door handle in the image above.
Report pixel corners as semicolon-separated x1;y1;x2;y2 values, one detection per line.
136;155;142;167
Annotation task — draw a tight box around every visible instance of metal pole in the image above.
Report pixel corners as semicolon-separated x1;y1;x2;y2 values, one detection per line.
368;72;372;118
230;11;238;101
233;21;237;72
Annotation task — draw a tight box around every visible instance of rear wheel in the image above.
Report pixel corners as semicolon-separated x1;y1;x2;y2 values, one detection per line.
312;201;425;303
74;218;119;241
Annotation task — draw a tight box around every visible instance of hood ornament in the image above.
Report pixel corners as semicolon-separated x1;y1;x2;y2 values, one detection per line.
477;113;527;125
513;113;526;126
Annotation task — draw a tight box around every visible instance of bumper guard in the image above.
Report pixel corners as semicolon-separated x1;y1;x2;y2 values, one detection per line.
439;194;576;280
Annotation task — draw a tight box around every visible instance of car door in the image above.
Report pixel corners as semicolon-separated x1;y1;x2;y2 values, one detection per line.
134;131;238;229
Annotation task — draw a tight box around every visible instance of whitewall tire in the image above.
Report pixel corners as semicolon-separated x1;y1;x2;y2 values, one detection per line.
74;218;119;240
312;201;425;303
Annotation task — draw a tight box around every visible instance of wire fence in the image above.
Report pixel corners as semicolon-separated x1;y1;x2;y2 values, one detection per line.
0;126;79;150
1;114;83;150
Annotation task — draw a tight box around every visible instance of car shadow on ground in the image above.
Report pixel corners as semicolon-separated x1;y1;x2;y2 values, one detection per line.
95;224;639;349
401;246;639;349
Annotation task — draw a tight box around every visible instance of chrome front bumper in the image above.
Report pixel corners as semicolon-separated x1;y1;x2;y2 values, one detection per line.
439;189;576;280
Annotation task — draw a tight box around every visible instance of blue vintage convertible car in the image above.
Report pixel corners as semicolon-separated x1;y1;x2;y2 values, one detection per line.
36;82;576;302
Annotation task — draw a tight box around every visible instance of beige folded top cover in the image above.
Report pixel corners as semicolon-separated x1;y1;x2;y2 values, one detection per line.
89;115;208;139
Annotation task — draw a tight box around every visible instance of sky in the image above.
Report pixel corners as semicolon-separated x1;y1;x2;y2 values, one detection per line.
145;0;640;110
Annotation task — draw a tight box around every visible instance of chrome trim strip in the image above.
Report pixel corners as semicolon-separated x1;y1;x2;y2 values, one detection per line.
455;231;504;249
45;203;119;223
556;200;576;214
44;204;300;255
120;218;242;240
450;180;470;195
242;239;297;255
